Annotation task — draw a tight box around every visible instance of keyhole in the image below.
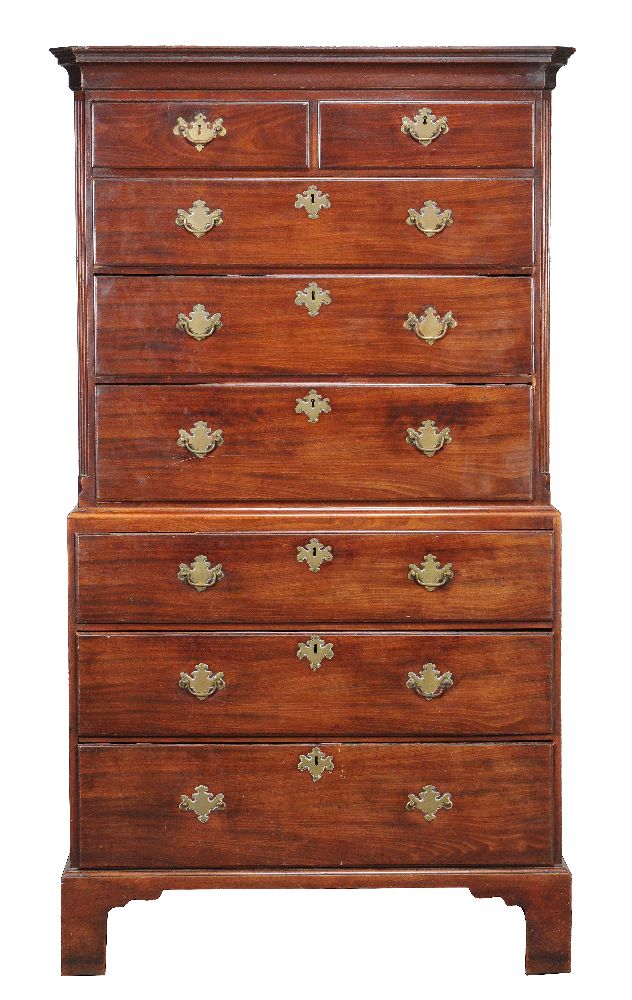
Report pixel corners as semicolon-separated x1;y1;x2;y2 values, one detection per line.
422;114;429;124
314;755;320;767
310;398;316;410
310;289;316;301
310;192;316;204
312;546;317;557
312;643;318;655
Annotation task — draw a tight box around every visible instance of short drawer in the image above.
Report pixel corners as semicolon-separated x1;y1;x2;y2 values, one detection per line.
95;275;533;378
93;178;533;269
95;384;533;502
76;631;554;738
319;101;534;169
75;530;554;624
92;101;309;168
78;742;555;868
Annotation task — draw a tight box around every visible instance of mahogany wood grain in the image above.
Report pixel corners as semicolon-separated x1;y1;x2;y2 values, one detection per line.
78;742;555;868
93;178;533;270
61;862;571;975
94;275;533;378
76;631;554;738
94;384;533;502
93;100;308;169
75;529;554;625
319;101;534;169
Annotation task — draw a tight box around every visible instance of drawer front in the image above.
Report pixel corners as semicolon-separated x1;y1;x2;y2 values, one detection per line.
93;178;533;269
93;101;309;168
95;275;533;377
75;530;554;624
95;384;533;502
78;742;555;868
319;101;534;168
77;631;554;738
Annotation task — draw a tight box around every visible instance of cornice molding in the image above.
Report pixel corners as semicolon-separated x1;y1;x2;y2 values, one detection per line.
51;45;574;92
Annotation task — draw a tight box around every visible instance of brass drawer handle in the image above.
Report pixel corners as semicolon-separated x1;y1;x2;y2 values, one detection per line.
178;421;224;458
298;746;334;782
295;282;331;317
177;304;223;341
407;420;451;457
407;662;454;700
178;555;224;592
297;634;334;671
406;200;453;237
175;199;223;238
295;389;331;423
295;185;330;219
179;662;226;700
406;784;453;822
408;553;453;591
297;537;333;573
404;306;457;345
173;113;227;151
179;785;226;822
401;107;449;147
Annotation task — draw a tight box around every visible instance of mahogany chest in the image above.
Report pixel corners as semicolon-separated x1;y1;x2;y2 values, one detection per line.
52;45;574;975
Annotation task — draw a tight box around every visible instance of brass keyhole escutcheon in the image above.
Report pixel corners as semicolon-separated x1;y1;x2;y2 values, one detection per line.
401;107;449;147
298;746;334;782
295;185;330;219
296;537;333;573
295;282;331;317
295;389;331;423
297;634;334;670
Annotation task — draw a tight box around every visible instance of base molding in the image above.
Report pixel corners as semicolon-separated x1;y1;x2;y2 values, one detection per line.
61;860;571;976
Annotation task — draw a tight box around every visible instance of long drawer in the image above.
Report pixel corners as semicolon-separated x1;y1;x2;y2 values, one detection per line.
76;631;554;738
95;384;533;502
78;742;555;868
75;530;554;624
95;275;533;377
93;178;533;269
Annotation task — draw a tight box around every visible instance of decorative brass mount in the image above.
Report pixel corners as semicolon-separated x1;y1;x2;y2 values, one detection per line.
176;304;223;341
406;785;453;822
173;113;227;151
408;554;454;592
295;282;331;317
179;663;226;700
175;200;223;238
295;185;330;219
404;306;457;345
296;537;333;573
406;420;452;457
298;746;335;782
406;201;453;237
177;421;224;458
178;555;225;592
296;634;334;671
407;663;454;700
295;389;331;423
179;785;226;822
401;107;449;147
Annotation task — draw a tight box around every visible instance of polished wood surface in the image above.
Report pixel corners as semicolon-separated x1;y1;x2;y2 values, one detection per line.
75;527;554;624
93;178;534;270
95;275;533;378
319;101;534;168
93;100;309;168
78;742;555;868
53;45;573;976
76;630;554;737
95;384;533;502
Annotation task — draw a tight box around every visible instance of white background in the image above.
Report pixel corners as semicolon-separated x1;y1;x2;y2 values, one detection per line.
1;1;630;996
